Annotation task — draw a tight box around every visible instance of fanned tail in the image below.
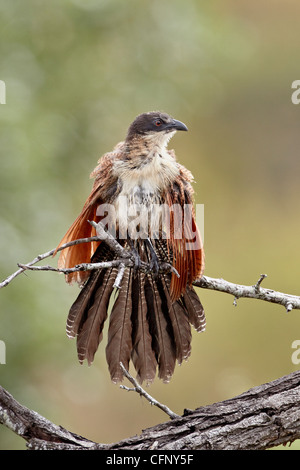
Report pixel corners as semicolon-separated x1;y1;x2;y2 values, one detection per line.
66;239;205;384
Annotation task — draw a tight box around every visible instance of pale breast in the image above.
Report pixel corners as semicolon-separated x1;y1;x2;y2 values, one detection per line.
112;149;179;238
114;149;179;202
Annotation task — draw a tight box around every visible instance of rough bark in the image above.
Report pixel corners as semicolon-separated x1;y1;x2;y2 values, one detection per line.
1;370;300;450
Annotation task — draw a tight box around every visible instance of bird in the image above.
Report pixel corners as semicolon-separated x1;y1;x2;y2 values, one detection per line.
55;111;205;384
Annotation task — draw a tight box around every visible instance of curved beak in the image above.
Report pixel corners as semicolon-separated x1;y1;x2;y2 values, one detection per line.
170;119;188;132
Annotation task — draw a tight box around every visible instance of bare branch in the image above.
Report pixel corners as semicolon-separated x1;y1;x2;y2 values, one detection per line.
1;222;177;286
119;362;180;420
17;260;130;275
195;275;300;312
1;221;300;314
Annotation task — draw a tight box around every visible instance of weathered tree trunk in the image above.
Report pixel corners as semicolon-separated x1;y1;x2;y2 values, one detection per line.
1;370;300;450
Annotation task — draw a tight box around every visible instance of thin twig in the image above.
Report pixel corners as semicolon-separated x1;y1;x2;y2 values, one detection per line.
119;362;180;420
254;274;267;293
0;236;100;289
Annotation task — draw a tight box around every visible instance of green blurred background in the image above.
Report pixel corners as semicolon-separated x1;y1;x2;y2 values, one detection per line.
1;0;300;450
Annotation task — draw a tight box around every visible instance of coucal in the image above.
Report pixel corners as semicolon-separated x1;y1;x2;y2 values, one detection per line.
56;111;205;384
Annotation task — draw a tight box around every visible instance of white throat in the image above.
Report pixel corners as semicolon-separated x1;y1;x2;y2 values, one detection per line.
143;130;176;151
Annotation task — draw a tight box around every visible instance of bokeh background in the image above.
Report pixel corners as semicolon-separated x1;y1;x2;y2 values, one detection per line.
0;0;300;450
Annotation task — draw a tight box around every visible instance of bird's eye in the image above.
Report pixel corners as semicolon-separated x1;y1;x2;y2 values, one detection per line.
154;119;163;127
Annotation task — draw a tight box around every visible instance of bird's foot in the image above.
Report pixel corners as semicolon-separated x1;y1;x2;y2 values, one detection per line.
128;240;142;273
146;239;160;276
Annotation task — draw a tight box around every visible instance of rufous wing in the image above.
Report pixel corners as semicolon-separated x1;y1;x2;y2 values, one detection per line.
165;179;204;302
55;193;102;285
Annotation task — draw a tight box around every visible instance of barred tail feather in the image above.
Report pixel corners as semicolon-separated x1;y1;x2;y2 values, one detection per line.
182;286;206;333
106;268;133;383
66;269;102;339
144;274;176;383
160;275;192;364
131;272;157;384
76;267;117;365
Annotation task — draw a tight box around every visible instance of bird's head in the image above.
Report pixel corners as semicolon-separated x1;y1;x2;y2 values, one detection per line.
126;111;188;148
